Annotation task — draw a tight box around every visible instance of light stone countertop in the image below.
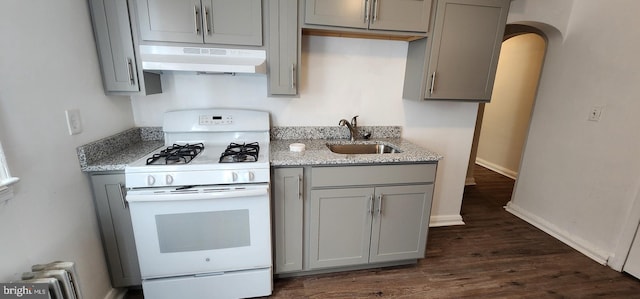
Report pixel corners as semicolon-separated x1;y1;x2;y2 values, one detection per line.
76;126;443;172
270;138;443;166
77;127;163;172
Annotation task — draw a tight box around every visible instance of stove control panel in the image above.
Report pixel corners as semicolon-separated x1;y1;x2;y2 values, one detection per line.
199;114;233;125
126;168;270;188
230;171;257;183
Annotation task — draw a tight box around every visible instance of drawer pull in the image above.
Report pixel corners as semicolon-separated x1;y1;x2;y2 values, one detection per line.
194;6;201;35
118;183;127;209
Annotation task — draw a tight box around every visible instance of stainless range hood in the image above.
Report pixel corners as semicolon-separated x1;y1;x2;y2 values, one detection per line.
139;45;267;74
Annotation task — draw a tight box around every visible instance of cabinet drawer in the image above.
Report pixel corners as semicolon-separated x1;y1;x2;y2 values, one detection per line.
311;163;436;187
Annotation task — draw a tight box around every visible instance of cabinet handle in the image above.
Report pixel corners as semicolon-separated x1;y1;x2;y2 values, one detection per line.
205;7;212;34
127;58;135;86
291;64;296;89
194;6;201;35
297;175;303;201
430;72;436;95
372;0;379;22
363;0;370;23
118;183;128;209
376;194;383;215
368;195;374;215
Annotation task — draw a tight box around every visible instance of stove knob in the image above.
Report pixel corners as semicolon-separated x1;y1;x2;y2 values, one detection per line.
248;171;255;181
166;174;174;185
147;175;156;186
232;172;238;182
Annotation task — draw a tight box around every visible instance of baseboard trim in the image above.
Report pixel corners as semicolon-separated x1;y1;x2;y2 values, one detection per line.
104;288;127;299
430;215;465;227
505;201;611;265
465;177;477;186
475;159;517;179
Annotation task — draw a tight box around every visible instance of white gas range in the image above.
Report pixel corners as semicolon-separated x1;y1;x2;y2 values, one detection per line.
125;108;272;299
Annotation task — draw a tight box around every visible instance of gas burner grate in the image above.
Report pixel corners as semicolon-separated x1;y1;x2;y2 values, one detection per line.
219;142;259;163
146;143;204;165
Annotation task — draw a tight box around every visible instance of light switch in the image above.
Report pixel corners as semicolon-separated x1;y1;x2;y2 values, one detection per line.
65;109;83;135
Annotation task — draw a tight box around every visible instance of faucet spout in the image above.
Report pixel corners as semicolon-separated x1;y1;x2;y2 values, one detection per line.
339;115;359;141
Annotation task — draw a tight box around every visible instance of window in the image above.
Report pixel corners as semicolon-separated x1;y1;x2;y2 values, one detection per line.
0;140;19;202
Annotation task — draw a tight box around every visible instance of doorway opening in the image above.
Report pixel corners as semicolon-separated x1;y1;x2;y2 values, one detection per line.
466;25;547;186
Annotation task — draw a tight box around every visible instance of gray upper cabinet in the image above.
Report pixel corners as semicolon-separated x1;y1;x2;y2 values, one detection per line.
403;0;510;101
135;0;262;46
305;0;368;29
90;173;141;287
268;0;299;96
368;0;432;32
273;168;304;274
89;0;138;92
89;0;162;95
304;0;432;34
89;0;161;95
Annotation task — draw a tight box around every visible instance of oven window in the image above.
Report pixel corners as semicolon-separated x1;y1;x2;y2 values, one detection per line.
155;209;251;253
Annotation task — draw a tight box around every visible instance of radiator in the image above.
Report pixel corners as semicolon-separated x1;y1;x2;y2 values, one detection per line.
19;261;83;299
19;277;64;299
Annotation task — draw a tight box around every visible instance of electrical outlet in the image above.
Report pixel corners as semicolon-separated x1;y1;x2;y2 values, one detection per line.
588;106;603;122
65;109;83;135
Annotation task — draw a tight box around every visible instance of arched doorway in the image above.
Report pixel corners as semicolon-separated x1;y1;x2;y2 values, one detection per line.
466;25;547;185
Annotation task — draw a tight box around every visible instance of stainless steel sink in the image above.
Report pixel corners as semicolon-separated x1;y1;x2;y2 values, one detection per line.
326;143;401;154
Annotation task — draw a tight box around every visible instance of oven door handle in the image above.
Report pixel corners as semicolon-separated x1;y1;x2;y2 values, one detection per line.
126;186;268;203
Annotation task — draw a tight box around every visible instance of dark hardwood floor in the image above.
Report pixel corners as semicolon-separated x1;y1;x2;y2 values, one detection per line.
126;165;640;298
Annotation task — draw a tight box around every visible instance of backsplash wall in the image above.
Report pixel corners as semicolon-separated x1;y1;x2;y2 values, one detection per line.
131;35;479;225
131;35;409;126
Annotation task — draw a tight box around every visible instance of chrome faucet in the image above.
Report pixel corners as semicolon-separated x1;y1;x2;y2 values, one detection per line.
338;115;359;141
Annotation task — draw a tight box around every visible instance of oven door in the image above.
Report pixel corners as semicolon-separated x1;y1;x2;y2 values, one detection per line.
126;184;271;279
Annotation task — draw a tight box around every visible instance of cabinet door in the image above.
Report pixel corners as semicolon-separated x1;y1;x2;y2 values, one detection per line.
136;0;204;43
369;185;433;263
273;168;304;273
623;223;640;279
89;0;139;92
268;0;299;96
309;188;374;269
369;0;432;33
90;173;141;287
305;0;369;29
203;0;262;46
426;0;509;101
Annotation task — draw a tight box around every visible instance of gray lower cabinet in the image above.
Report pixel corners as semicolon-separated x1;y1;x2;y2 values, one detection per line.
403;0;510;101
309;187;374;269
369;184;433;263
304;0;432;34
309;184;433;269
272;168;304;273
268;0;299;96
88;0;161;95
90;173;141;287
135;0;263;46
273;163;436;275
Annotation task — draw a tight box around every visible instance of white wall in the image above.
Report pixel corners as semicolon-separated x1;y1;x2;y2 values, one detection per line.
131;35;479;226
507;0;574;38
476;33;545;178
507;0;640;266
0;1;134;298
